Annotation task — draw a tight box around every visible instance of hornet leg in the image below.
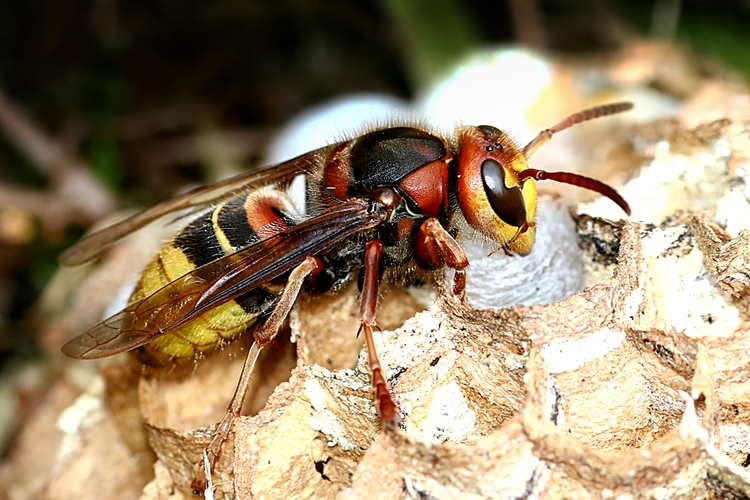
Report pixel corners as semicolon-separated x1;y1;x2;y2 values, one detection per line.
359;239;400;426
191;256;322;495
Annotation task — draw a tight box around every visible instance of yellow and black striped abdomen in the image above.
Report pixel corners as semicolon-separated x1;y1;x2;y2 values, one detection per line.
132;190;298;365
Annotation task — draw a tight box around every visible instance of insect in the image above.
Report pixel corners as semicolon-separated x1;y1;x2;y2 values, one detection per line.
60;102;632;494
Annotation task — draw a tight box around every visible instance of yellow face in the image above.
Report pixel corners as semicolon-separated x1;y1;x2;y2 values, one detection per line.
455;126;537;256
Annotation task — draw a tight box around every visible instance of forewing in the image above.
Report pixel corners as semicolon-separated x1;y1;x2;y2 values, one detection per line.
59;146;333;266
61;200;382;359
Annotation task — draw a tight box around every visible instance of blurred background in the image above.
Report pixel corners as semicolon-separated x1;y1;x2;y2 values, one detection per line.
0;0;750;466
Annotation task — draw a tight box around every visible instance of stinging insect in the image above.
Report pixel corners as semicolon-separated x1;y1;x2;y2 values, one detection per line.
60;102;633;495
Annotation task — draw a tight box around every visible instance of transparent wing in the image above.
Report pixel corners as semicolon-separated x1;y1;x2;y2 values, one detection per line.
61;200;381;359
59;146;334;266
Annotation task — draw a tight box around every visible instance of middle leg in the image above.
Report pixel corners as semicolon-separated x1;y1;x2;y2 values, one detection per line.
359;239;400;426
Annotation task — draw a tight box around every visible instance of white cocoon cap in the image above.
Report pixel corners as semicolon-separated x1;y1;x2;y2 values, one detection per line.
462;197;585;309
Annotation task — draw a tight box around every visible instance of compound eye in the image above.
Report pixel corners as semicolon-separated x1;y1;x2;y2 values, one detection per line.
481;159;526;227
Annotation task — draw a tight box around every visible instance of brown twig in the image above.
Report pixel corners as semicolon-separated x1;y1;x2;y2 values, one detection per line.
0;88;115;228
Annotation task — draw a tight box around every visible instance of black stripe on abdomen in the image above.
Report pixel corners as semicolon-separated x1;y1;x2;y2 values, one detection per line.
235;287;278;315
217;195;260;250
173;211;225;267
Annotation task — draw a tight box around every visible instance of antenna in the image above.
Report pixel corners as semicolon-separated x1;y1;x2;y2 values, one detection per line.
519;102;633;215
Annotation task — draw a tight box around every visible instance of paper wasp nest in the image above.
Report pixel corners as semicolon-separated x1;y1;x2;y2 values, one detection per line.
133;93;750;498
8;58;750;500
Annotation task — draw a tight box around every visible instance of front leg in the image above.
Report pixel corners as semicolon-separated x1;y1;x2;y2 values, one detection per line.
360;239;400;426
415;217;469;296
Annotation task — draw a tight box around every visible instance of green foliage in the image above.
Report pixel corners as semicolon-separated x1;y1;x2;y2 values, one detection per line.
379;0;480;87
